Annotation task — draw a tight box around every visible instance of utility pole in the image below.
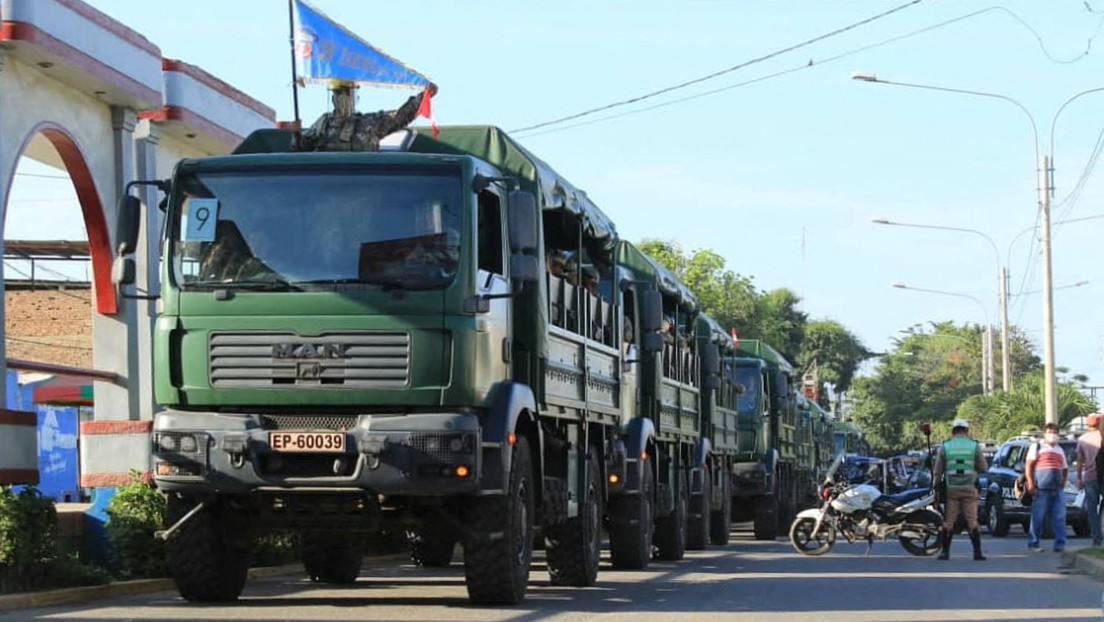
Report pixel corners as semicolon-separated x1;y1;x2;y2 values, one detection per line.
985;324;995;395
1041;155;1058;425
1000;267;1011;391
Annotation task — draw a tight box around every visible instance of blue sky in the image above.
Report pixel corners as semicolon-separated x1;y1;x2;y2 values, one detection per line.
12;0;1104;387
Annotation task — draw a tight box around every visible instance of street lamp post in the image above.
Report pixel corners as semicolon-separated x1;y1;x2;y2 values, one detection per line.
854;74;1104;425
872;218;1007;391
892;283;993;394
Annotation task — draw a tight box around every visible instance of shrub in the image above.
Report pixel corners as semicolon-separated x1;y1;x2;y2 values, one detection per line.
105;472;167;579
0;486;59;593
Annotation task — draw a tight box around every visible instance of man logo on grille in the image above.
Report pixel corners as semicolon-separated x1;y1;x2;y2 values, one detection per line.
272;343;346;359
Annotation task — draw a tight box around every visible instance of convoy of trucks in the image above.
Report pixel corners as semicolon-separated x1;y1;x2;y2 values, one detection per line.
113;123;856;606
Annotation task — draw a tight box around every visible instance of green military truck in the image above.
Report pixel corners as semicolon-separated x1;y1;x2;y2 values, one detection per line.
695;314;739;545
609;244;712;562
114;124;711;605
728;339;810;540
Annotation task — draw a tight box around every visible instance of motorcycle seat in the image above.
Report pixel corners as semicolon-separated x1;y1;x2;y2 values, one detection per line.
879;488;930;507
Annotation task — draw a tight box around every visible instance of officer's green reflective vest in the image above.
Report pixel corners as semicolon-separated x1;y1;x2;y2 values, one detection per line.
943;436;979;489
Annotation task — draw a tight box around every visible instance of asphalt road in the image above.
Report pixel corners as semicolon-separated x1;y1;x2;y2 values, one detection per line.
5;526;1103;622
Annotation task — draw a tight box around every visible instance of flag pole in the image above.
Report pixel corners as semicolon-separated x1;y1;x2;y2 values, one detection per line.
287;0;302;134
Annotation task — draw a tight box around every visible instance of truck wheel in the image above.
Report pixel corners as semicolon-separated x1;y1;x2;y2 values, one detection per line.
166;495;249;602
709;471;732;545
655;469;688;560
986;500;1010;537
609;461;654;570
546;447;602;586
407;529;456;567
753;495;779;541
463;437;534;605
687;466;711;551
301;532;364;584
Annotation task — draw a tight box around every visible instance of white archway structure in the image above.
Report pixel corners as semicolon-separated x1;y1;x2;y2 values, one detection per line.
0;0;274;487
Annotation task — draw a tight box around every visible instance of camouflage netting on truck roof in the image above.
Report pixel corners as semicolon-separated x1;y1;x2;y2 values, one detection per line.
410;126;618;265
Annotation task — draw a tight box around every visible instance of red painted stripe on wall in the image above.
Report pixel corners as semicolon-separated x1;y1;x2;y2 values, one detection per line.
0;410;36;426
80;471;150;487
80;420;153;435
0;469;39;485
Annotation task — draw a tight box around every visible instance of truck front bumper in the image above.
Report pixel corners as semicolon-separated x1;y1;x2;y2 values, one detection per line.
151;409;482;497
733;462;771;496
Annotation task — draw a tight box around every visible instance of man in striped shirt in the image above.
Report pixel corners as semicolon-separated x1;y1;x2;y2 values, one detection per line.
1026;422;1069;552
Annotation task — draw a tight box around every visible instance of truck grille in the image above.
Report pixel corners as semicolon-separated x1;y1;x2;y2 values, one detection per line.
260;415;360;431
209;331;409;388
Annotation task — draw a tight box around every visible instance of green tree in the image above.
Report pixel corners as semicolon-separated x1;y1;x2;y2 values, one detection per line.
747;288;807;361
957;371;1096;441
798;320;872;400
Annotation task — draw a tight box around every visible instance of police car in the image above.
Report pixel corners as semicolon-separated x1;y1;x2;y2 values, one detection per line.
978;435;1090;537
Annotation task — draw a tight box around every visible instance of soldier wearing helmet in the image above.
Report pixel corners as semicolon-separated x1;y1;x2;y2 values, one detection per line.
932;417;988;561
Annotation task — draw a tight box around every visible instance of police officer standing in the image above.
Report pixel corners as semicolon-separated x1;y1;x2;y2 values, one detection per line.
932;418;989;561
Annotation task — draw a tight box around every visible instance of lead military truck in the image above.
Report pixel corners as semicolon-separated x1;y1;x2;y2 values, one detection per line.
114;125;711;605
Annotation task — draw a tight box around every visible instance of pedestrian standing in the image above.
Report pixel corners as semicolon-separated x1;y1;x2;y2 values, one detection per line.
932;418;988;561
1026;422;1070;552
1077;413;1103;546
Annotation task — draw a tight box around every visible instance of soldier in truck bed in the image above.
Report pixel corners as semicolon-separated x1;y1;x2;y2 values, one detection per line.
298;84;437;152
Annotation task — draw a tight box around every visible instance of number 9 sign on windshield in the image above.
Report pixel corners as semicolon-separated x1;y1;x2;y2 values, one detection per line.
184;198;219;242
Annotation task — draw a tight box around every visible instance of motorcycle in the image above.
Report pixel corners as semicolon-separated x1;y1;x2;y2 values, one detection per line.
790;451;943;557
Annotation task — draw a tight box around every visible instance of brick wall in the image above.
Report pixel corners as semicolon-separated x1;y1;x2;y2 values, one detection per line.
4;288;93;368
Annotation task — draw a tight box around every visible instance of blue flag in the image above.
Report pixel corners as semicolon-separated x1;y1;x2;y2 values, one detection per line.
292;0;432;88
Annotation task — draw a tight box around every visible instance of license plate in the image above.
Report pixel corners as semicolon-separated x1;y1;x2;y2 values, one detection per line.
269;432;346;453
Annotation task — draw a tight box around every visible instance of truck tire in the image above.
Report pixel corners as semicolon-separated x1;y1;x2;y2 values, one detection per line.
609;462;654;570
687;465;711;551
655;469;688;560
753;495;779;541
709;470;732;545
407;529;456;567
165;495;249;602
546;447;602;586
301;531;364;584
463;437;534;605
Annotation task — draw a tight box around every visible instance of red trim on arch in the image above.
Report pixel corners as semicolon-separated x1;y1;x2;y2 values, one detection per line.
139;106;244;148
163;59;275;120
80;420;153;435
0;21;161;107
3;123;117;315
0;469;39;485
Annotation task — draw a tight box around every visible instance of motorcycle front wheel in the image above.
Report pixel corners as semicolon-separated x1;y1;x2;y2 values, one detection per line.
898;512;942;557
789;516;835;556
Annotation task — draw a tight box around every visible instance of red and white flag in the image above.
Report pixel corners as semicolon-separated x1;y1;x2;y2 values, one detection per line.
417;88;439;139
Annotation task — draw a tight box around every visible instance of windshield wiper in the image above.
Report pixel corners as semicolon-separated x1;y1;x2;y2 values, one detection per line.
187;279;301;291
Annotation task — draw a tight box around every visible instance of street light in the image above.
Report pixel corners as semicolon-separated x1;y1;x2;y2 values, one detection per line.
1010;280;1089;298
854;74;1104;425
891;282;994;394
872;217;1007;391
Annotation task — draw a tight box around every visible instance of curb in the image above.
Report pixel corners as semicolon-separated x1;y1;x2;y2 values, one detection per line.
0;553;409;613
1061;548;1104;581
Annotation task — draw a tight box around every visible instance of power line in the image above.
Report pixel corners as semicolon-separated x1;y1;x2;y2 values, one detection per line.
510;0;926;134
517;7;1007;139
5;335;92;352
2;261;91;303
14;172;68;180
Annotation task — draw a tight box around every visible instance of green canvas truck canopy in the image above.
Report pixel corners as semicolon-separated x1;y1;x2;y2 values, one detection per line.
411;126;618;264
735;339;794;373
615;241;699;313
697;313;734;355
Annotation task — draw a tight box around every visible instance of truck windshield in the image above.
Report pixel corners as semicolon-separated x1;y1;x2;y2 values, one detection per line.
171;169;462;291
731;366;761;414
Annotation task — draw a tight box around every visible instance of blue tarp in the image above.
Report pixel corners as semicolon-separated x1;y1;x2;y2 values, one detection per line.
292;0;432;88
6;371;81;501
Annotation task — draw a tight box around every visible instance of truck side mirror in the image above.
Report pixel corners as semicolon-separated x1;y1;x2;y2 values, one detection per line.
702;344;720;376
511;253;539;285
641;289;663;333
112;256;135;286
642;332;664;354
507;190;539;253
702;375;720;391
116;194;141;256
